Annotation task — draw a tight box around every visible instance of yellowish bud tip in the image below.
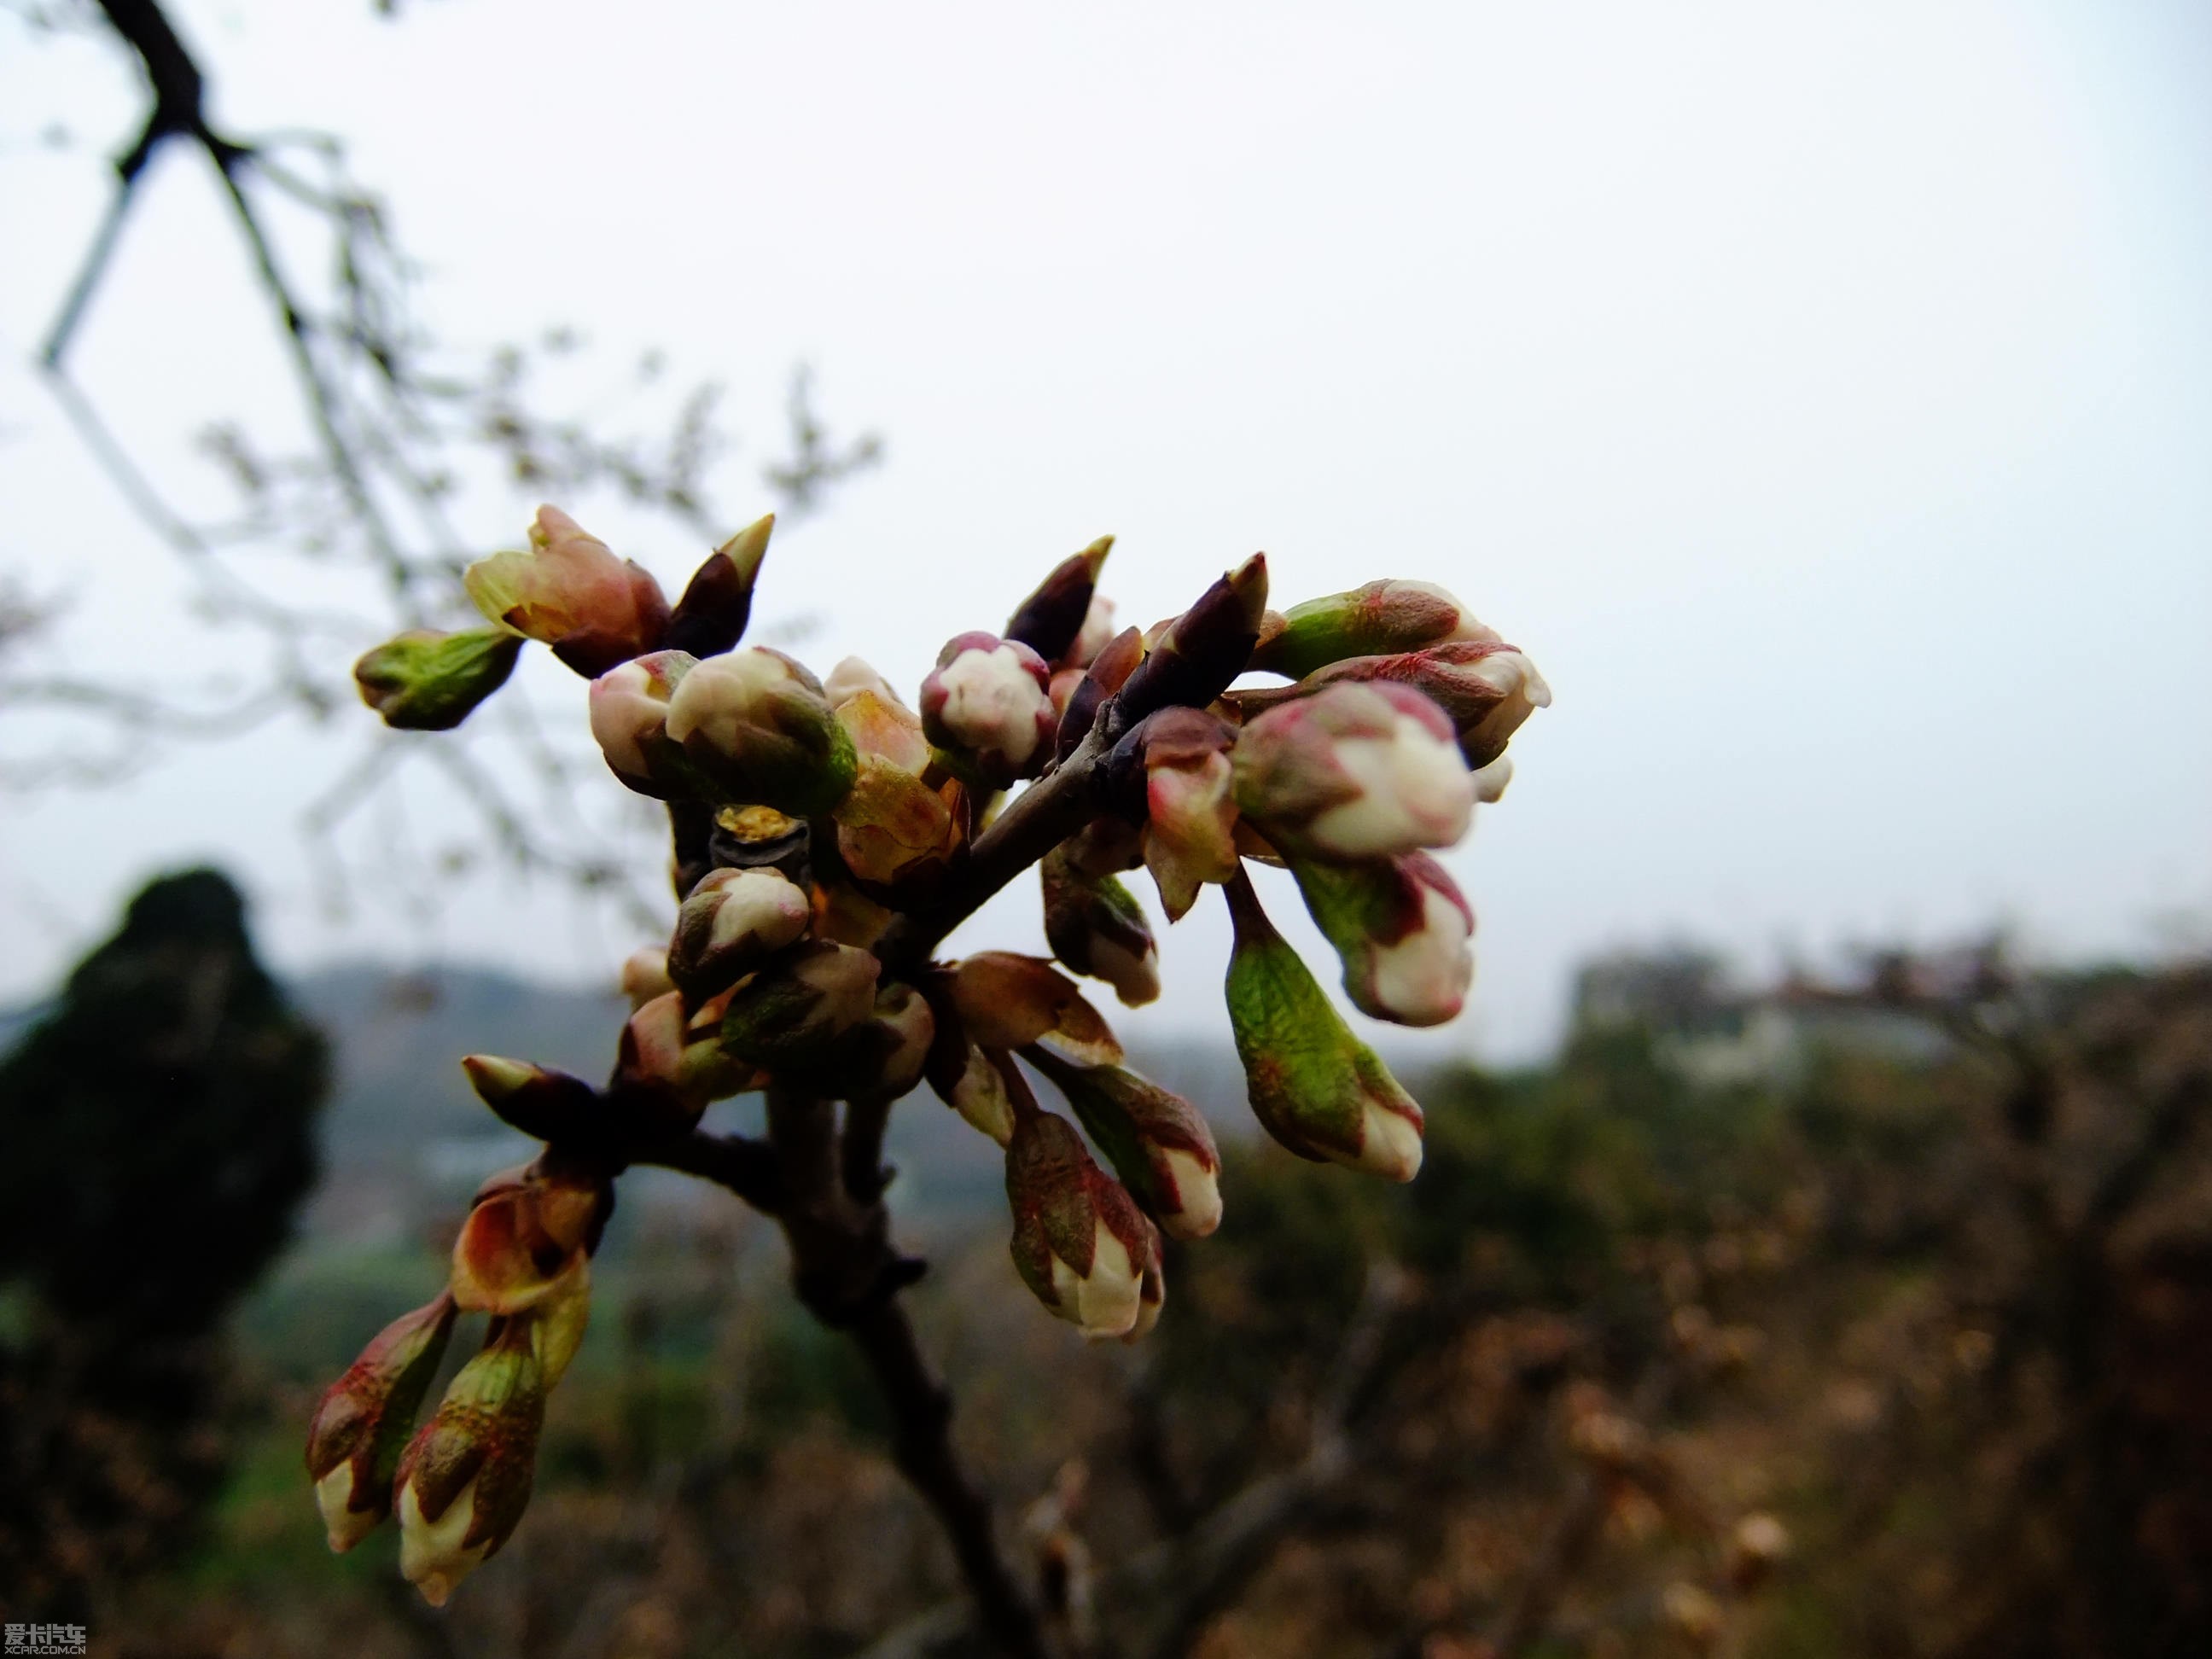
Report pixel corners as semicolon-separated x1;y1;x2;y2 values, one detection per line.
461;1053;534;1103
1080;534;1115;579
1228;552;1269;619
717;512;776;579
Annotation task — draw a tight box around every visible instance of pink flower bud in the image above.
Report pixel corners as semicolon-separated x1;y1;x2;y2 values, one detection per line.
919;632;1057;785
1028;1050;1222;1239
664;646;858;817
1249;579;1497;679
667;866;812;998
587;649;697;797
930;1039;1019;1145
719;940;882;1068
1005;1108;1155;1338
1289;851;1475;1027
1136;707;1242;923
1041;845;1160;1007
306;1293;457;1552
1232;682;1473;860
1223;876;1425;1180
818;981;937;1103
619;947;675;1010
463;505;670;677
1452;647;1551;767
1066;591;1117;670
1240;638;1550;770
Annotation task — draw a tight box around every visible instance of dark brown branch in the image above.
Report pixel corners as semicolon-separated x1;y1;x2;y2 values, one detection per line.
628;1128;783;1214
876;730;1111;973
847;1297;1052;1659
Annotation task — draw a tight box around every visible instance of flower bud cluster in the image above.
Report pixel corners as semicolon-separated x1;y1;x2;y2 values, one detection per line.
306;1153;605;1604
329;506;1551;1603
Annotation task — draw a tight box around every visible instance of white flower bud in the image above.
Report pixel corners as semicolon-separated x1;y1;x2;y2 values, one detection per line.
1234;683;1474;860
921;632;1057;783
824;654;900;708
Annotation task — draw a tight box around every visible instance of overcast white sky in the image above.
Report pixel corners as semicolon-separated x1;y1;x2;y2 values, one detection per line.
3;1;2209;1060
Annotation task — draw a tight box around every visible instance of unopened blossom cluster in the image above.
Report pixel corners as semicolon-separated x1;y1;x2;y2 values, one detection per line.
321;504;1548;1602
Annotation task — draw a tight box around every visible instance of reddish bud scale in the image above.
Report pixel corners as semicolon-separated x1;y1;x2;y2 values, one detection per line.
460;1056;603;1143
1004;535;1113;665
1237;638;1549;768
394;1324;547;1605
1109;555;1268;734
1289;850;1475;1027
306;1293;458;1551
1040;844;1160;1006
1057;625;1147;760
946;952;1123;1068
1249;579;1494;681
1027;1047;1222;1239
666;515;773;658
1005;1106;1155;1337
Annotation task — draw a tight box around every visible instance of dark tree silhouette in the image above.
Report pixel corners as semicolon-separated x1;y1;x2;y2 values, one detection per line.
0;867;329;1616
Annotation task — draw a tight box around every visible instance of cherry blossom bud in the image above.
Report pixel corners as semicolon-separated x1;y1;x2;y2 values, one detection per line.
460;1055;603;1143
667;866;812;998
1055;623;1145;760
1111;555;1268;728
821;981;936;1102
450;1161;608;1315
1006;1107;1154;1338
1238;638;1551;770
823;654;900;709
1028;1050;1221;1239
1004;534;1113;666
1061;814;1145;880
587;649;698;798
613;988;760;1119
463;505;670;678
619;947;675;1010
353;628;524;731
1132;707;1241;923
920;631;1057;785
1041;844;1160;1006
306;1293;457;1553
664;646;858;817
1065;591;1118;671
833;687;960;886
719;940;881;1068
1232;682;1473;860
393;1324;546;1606
1249;579;1497;680
1223;876;1425;1180
666;514;773;658
948;952;1123;1068
1289;851;1475;1027
932;1039;1019;1145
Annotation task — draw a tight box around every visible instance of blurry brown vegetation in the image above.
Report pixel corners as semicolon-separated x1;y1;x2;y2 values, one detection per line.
31;940;2206;1657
